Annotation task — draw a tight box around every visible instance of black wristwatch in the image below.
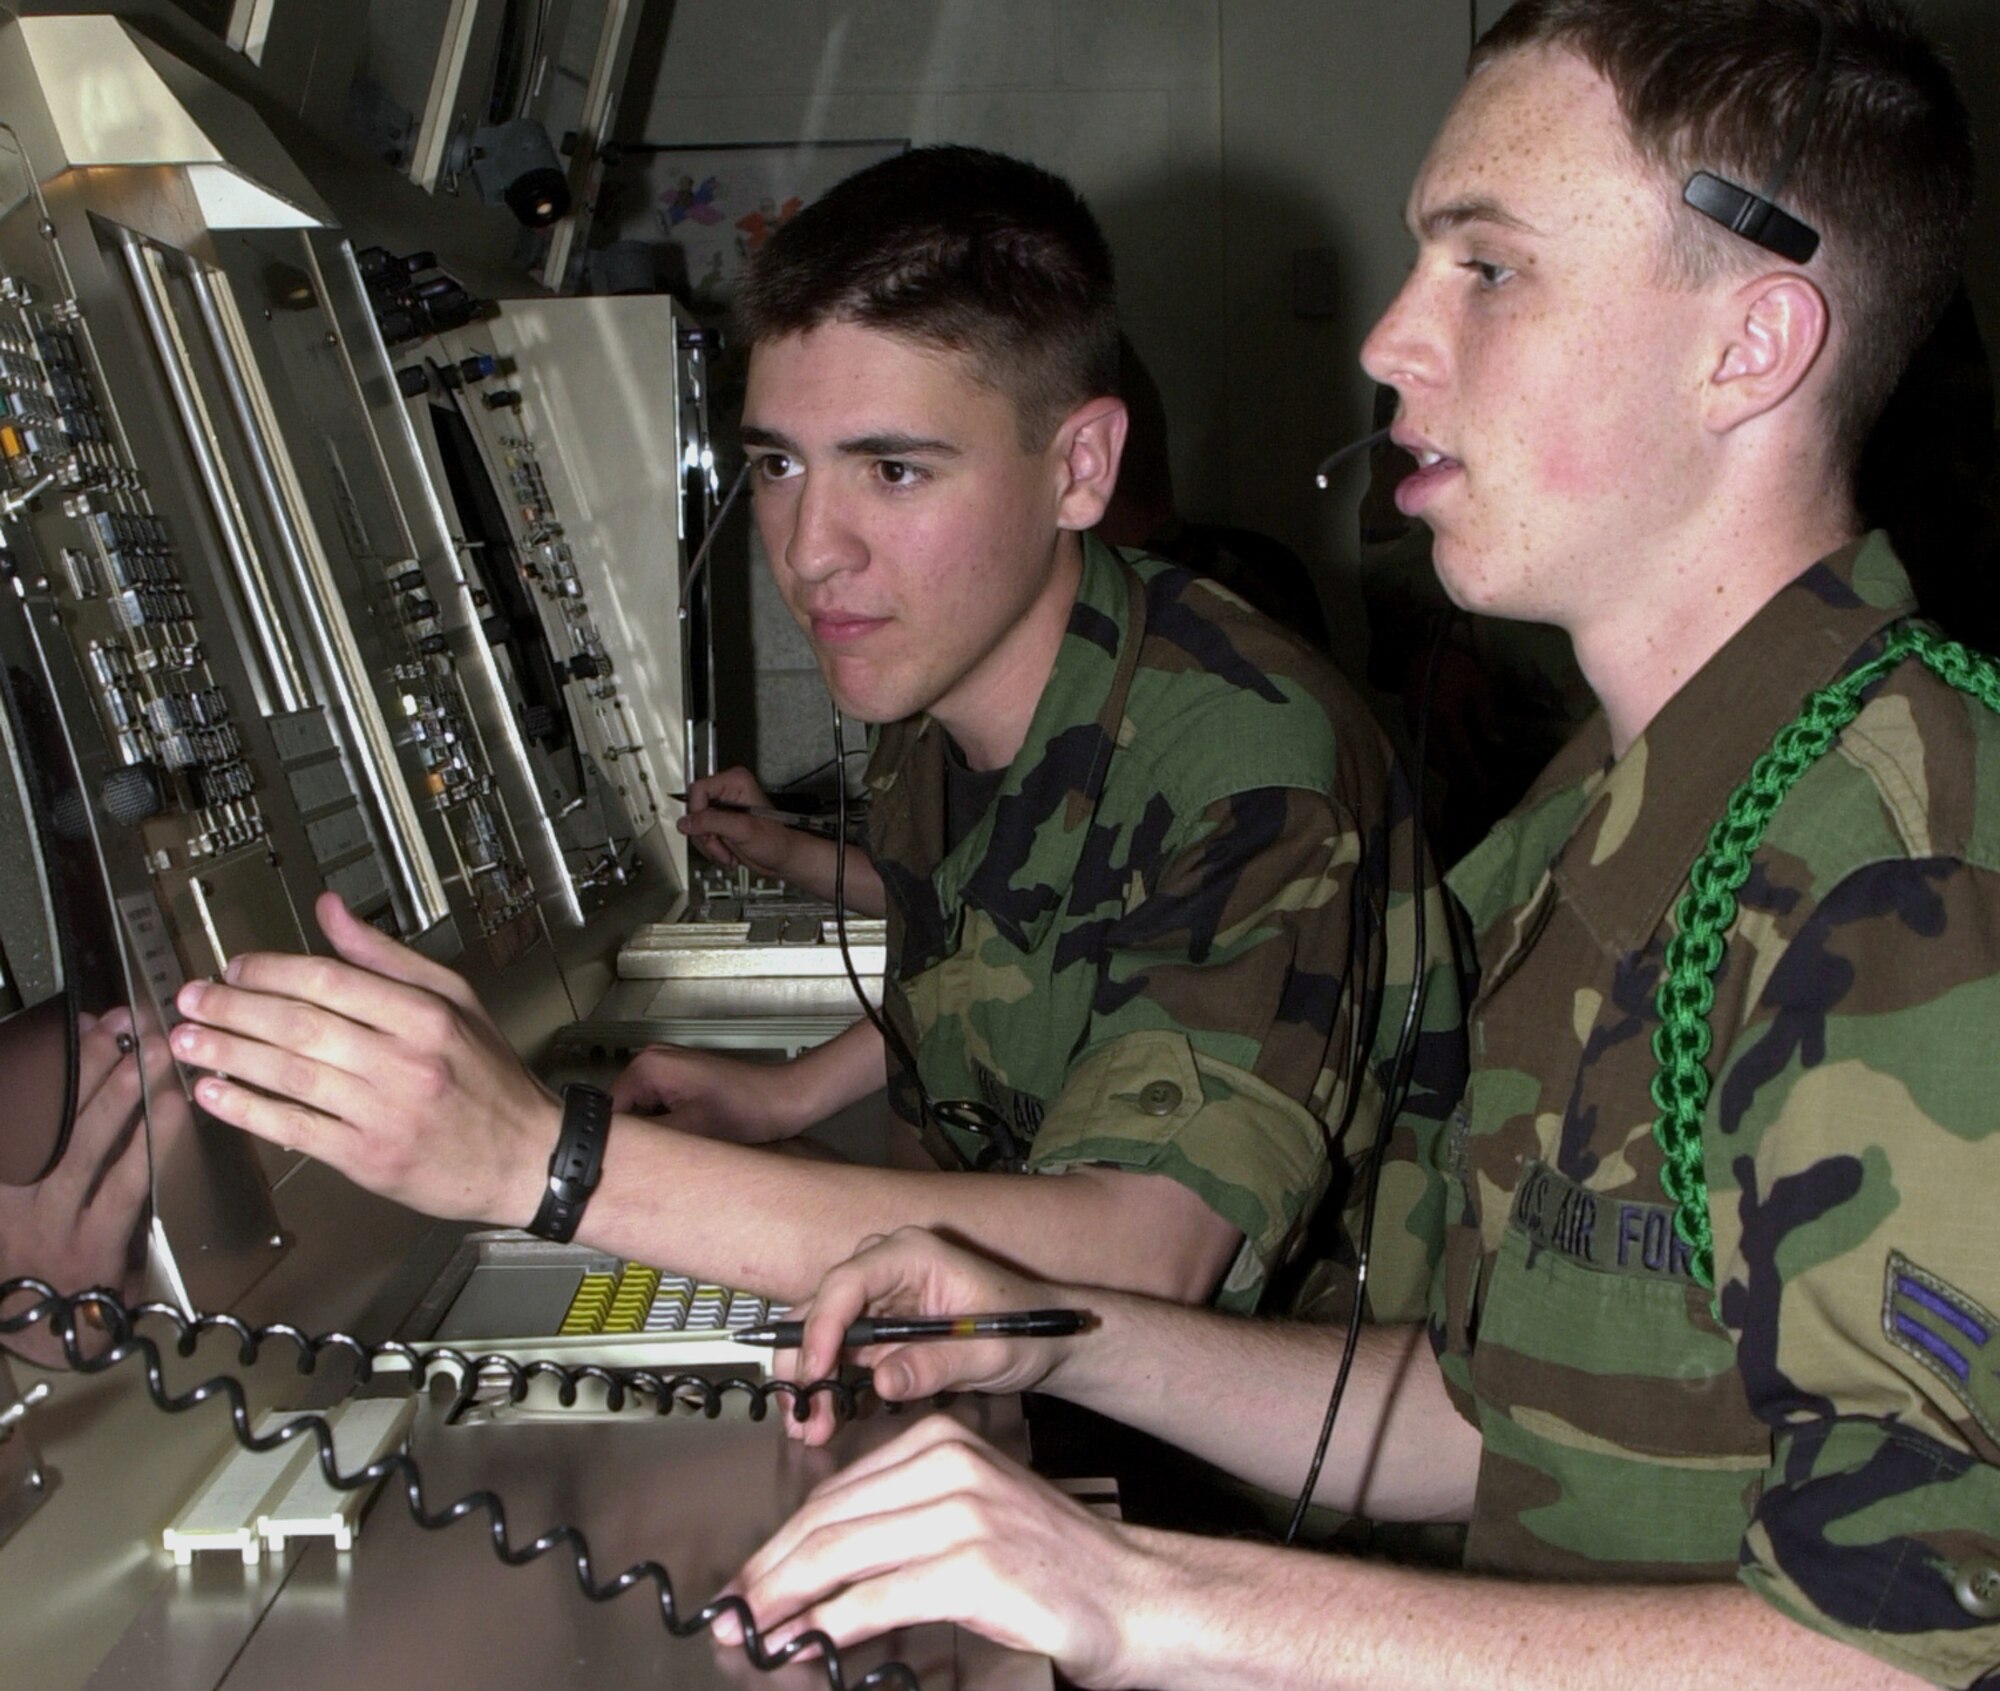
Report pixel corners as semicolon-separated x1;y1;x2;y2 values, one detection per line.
527;1083;613;1243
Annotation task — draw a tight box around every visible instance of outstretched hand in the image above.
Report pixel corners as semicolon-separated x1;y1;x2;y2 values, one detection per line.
170;892;555;1228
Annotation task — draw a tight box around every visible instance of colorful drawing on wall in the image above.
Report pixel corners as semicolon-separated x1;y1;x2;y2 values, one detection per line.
606;139;907;309
663;175;725;228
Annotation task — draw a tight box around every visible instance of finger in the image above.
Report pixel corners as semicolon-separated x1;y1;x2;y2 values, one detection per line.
71;1108;153;1265
770;1296;812;1389
739;1495;1015;1654
747;1419;997;1578
678;806;769;855
745;1544;946;1653
73;1012;128;1106
188;1071;349;1161
794;1265;894;1385
821;1229;1052;1396
735;1496;959;1634
761;1552;1016;1658
688;766;770;809
182;950;448;1049
170;980;391;1100
780;1397;831;1445
677;820;751;870
790;1390;840;1448
314;893;488;1021
780;1231;952;1431
53;1051;144;1186
769;1318;842;1449
688;835;741;870
59;1011;164;1175
859;1336;1013;1402
53;1020;175;1201
137;1020;180;1089
90;1093;153;1214
769;1321;833;1445
744;1447;1104;1671
794;1226;995;1380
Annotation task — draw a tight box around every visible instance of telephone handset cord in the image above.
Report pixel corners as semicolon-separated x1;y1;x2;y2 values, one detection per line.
0;1277;914;1691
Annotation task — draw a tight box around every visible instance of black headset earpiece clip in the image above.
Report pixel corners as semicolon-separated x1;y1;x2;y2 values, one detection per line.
1681;10;1832;266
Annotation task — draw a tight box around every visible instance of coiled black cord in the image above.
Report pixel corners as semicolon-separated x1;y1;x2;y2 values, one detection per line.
0;1278;918;1691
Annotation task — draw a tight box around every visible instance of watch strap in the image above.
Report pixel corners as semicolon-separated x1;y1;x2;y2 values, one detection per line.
527;1083;613;1243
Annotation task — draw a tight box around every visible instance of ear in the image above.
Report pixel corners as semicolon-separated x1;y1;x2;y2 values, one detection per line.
1048;396;1129;531
1704;273;1831;434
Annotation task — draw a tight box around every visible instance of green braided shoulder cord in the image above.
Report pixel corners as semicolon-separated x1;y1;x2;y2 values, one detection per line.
1650;622;2000;1300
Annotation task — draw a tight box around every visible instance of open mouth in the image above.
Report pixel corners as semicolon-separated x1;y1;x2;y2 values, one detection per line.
1396;447;1463;517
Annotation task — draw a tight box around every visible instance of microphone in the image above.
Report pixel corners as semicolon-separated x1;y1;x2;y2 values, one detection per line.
1313;427;1391;489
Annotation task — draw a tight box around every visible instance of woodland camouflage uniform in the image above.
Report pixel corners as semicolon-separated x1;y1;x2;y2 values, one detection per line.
1436;532;2000;1688
867;532;1466;1314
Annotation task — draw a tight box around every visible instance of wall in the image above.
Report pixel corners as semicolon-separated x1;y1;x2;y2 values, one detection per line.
1911;0;2000;358
1217;1;1473;672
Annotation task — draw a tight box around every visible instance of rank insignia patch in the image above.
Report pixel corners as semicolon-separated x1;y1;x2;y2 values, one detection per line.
1884;1251;2000;1446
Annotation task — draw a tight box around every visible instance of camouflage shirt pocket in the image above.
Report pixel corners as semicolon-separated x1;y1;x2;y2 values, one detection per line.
1463;1226;1767;1580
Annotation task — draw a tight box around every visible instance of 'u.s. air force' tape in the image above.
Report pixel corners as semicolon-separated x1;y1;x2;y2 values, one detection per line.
1884;1251;2000;1446
1509;1159;1700;1283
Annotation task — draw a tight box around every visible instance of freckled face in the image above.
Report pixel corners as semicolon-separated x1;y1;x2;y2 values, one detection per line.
1360;46;1719;628
742;322;1074;733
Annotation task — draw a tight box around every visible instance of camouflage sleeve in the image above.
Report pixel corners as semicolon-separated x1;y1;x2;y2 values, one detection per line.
1710;855;2000;1688
1024;784;1456;1314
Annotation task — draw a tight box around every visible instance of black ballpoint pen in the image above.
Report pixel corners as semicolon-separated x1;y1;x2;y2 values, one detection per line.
669;794;827;830
667;794;858;837
734;1309;1088;1349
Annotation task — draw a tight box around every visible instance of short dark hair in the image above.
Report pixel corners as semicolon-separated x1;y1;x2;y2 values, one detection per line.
1472;0;1974;469
733;145;1119;449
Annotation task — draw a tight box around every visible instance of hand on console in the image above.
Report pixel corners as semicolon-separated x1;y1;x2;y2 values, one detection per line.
715;1413;1149;1687
773;1225;1087;1447
610;1044;815;1144
169;891;556;1230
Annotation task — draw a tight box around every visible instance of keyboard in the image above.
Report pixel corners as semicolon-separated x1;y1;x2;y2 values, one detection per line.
378;1248;788;1388
556;1261;778;1348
